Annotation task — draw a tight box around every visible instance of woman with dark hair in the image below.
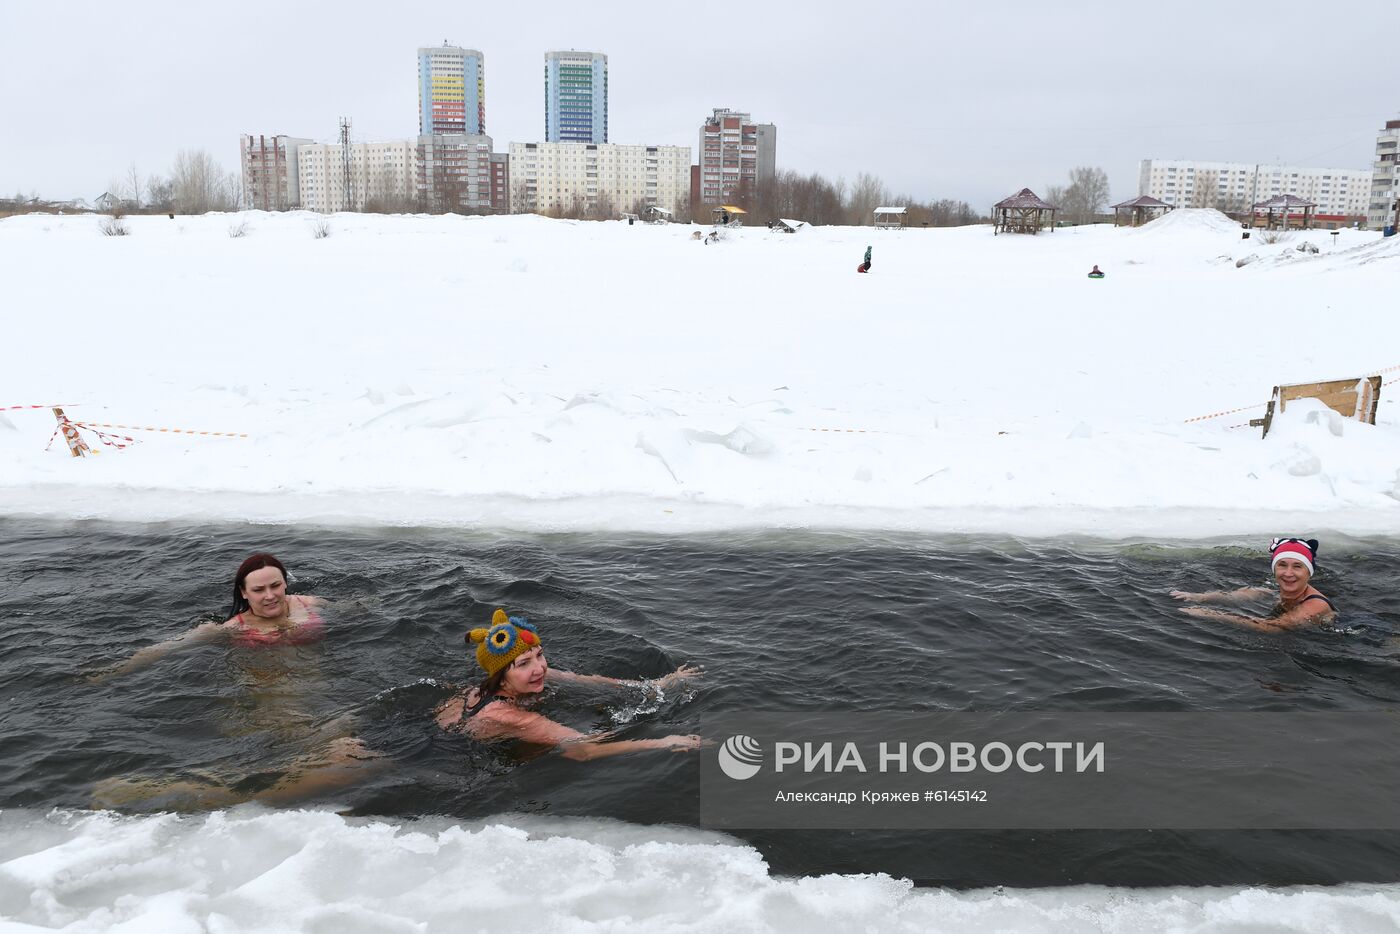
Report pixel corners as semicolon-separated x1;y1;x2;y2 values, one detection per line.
90;552;379;809
435;609;704;760
1172;537;1336;631
93;552;326;680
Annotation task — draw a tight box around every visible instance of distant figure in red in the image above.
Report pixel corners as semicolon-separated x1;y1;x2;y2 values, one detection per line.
857;245;872;273
1088;264;1105;279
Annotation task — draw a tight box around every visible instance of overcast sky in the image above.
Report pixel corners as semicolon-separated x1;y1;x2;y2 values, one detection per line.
3;0;1397;208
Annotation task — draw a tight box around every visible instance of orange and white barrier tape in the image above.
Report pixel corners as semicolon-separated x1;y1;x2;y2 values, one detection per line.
70;421;248;439
1182;402;1266;424
2;403;76;412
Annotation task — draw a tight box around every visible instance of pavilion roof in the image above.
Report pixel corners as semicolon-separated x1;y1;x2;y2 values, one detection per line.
1253;193;1317;209
995;188;1056;210
1110;195;1171;209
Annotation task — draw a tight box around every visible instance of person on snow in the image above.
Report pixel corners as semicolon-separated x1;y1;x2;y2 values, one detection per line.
858;246;873;273
1088;264;1105;278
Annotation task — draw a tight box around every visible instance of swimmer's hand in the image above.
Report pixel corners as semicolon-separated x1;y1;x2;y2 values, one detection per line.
661;733;710;752
657;664;703;691
1170;590;1201;602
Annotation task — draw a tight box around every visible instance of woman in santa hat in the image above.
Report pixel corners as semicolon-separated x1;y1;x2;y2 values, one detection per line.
1170;537;1335;630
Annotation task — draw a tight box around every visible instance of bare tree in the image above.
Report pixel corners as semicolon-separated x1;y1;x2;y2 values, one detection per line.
169;150;239;214
1190;170;1219;210
362;163;416;214
1061;166;1110;225
125;163;143;211
146;175;174;213
584;190;615;221
845;172;889;225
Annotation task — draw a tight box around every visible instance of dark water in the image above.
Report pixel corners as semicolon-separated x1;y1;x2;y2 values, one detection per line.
3;518;1399;887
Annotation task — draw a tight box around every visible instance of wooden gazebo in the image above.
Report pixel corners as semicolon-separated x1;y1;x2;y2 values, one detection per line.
1111;195;1172;227
1251;194;1316;231
993;188;1057;235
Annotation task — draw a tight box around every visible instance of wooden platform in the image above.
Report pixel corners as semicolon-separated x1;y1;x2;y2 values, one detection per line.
1251;376;1382;438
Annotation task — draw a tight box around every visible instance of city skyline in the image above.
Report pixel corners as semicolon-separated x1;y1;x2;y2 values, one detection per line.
3;0;1398;209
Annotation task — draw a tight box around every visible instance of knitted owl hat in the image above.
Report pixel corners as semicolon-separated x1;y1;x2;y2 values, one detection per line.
468;608;542;676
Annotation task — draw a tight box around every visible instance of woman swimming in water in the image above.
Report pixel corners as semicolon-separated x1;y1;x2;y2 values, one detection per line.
435;609;704;760
1171;537;1336;631
92;553;326;680
89;553;378;809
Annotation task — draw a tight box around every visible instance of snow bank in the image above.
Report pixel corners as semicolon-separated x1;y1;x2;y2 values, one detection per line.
1129;206;1242;237
1;212;1397;537
3;809;1398;933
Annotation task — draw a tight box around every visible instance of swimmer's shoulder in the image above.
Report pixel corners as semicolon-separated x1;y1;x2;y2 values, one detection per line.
434;693;468;730
1299;592;1337;616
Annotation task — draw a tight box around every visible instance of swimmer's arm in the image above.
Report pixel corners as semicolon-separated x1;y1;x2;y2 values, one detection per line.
1170;587;1271;605
1179;606;1303;631
547;669;642;688
89;622;227;682
482;708;703;760
549;664;703;691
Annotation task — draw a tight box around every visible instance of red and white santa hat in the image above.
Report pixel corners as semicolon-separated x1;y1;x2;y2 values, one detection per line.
1269;537;1317;574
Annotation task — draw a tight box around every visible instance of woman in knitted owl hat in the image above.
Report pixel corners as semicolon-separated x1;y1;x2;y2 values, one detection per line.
1171;537;1336;630
434;609;705;761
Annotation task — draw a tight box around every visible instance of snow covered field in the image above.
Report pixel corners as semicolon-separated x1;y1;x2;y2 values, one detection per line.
2;208;1398;536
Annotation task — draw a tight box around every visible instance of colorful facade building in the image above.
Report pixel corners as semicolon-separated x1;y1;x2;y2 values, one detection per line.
240;134;314;211
418;43;484;136
544;51;607;144
697;108;776;206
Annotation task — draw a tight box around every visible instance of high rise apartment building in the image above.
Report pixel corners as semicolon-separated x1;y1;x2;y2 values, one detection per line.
696;108;776;205
297;140;416;212
417;134;508;213
419;44;485;136
1138;159;1370;218
240;134;313;211
509;142;689;216
1368;118;1400;231
544;51;607;144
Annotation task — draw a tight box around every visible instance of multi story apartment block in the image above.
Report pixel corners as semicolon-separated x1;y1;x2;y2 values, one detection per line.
297;140;416;212
1138;159;1369;218
697;108;776;205
544;51;607;144
419;44;485;136
1367;118;1400;231
416;134;507;213
240;134;314;211
508;142;689;216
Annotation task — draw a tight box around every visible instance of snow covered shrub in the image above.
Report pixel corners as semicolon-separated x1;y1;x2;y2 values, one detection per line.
228;220;248;238
311;218;331;239
99;216;130;236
